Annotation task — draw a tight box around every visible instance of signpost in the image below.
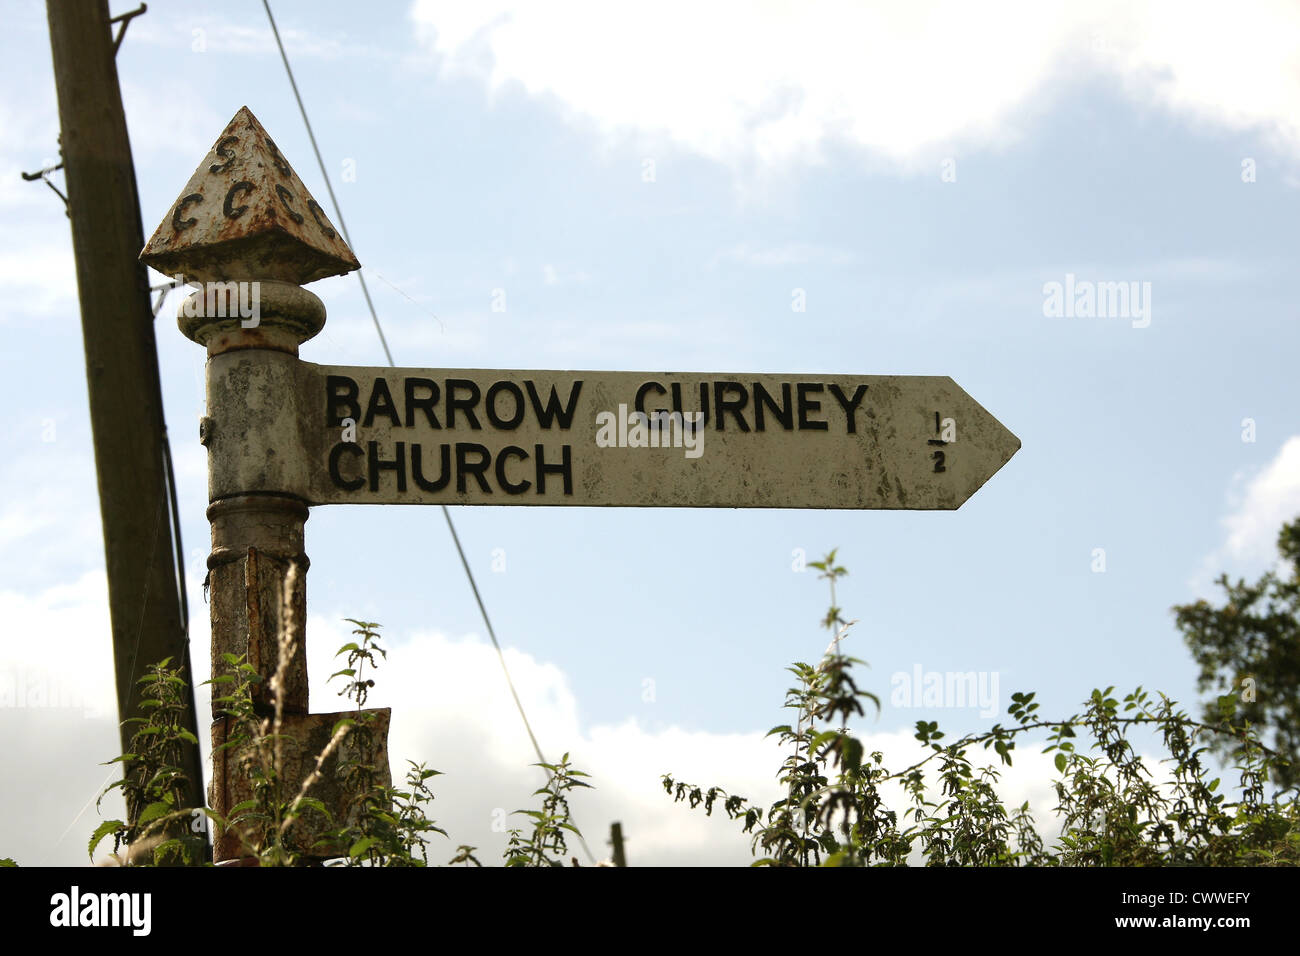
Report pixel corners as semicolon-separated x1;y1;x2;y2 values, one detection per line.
143;107;1020;863
206;362;1018;509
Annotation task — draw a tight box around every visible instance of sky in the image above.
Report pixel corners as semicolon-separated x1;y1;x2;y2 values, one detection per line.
1;0;1299;867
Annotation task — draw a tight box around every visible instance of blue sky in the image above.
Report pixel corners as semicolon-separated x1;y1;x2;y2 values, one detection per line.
2;1;1298;866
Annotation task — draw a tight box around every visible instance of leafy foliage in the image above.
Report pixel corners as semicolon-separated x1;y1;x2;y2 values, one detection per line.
323;619;449;866
92;614;595;867
90;658;207;865
666;551;1300;866
1172;516;1300;789
504;753;592;867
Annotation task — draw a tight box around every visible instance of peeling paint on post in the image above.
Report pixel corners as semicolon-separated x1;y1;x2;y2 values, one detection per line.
142;106;387;864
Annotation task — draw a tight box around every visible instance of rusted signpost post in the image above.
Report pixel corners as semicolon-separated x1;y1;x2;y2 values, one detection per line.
141;108;389;863
143;107;1020;865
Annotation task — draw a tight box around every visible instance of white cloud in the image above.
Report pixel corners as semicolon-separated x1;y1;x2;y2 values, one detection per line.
301;614;1078;864
0;571;1226;865
1193;435;1300;591
1110;1;1300;155
410;0;1300;172
0;572;116;719
1221;436;1300;561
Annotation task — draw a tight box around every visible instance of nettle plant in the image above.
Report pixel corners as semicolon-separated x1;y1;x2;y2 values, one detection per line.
92;617;590;867
503;754;593;867
664;552;1300;866
89;658;209;866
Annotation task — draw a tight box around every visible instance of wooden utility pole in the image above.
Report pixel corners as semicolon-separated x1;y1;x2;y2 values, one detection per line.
45;0;205;825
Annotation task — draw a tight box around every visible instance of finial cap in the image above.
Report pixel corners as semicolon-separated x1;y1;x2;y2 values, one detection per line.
140;106;359;285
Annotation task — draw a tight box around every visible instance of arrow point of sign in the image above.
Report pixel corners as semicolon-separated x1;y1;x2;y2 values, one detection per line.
946;377;1020;508
140;106;360;285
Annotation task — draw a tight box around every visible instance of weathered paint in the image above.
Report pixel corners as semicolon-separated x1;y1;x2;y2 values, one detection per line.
203;361;1020;510
140;106;358;284
206;495;310;715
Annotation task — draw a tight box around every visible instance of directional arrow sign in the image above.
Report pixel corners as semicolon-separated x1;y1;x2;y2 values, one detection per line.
206;359;1019;510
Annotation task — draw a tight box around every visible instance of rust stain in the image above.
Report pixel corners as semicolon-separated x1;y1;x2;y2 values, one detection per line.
244;545;263;673
140;106;359;285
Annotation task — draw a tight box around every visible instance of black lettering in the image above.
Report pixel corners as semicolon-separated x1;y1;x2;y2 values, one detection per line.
363;377;401;427
535;444;573;495
412;443;451;491
368;440;406;492
328;442;364;491
670;382;709;429
753;382;793;431
307;199;336;239
404;378;441;429
932;450;946;473
635;381;668;415
275;184;305;225
326;375;360;426
496;446;531;494
456;443;492;492
172;194;202;232
224;181;254;219
446;379;482;430
264;136;291;177
797;383;828;431
209;136;238;174
525;380;583;429
714;381;750;432
486;381;526;430
828;384;868;434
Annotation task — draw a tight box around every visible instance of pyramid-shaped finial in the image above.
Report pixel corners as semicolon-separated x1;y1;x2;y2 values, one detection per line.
141;106;359;285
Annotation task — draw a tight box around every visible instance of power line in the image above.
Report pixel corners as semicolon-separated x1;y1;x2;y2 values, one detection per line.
261;0;599;866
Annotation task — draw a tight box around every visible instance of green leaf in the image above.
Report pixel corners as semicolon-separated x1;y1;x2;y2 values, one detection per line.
292;797;330;819
138;801;172;825
809;729;840;754
349;837;376;858
88;820;123;861
1054;753;1067;773
840;735;863;773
